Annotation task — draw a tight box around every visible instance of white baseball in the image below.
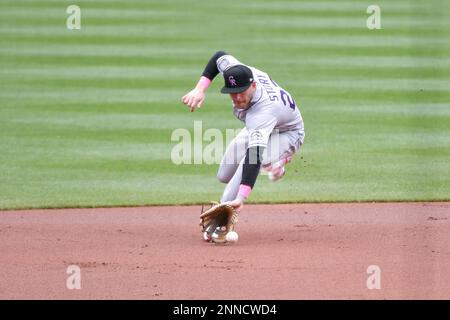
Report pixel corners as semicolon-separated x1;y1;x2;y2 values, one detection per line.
225;231;239;243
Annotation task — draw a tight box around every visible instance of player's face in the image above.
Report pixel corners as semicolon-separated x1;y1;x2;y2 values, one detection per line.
229;82;256;109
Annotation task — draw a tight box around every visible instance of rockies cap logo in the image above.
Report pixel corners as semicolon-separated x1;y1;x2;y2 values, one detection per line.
220;65;254;94
228;75;237;87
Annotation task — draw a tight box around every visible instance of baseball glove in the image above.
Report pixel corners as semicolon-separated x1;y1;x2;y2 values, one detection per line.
199;202;239;243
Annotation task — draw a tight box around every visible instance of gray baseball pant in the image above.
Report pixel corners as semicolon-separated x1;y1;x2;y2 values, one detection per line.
217;127;304;202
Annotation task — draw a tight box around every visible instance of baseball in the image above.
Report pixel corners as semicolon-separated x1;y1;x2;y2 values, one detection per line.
226;231;239;243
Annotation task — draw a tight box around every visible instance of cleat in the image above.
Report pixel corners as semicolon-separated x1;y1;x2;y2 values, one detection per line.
268;166;285;181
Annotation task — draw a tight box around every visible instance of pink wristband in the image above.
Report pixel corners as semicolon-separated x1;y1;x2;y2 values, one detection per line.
197;76;211;90
238;184;252;199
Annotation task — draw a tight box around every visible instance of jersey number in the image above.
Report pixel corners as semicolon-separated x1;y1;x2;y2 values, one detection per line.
270;77;297;110
280;90;296;110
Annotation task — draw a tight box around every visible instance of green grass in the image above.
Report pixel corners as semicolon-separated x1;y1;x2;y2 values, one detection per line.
1;0;449;209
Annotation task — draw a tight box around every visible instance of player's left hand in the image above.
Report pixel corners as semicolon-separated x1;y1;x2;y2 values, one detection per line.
227;198;244;211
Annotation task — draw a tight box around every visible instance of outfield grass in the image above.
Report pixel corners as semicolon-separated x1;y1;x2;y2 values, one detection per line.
1;0;449;209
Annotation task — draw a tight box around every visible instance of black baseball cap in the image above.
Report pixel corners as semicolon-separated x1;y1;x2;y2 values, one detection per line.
220;65;254;94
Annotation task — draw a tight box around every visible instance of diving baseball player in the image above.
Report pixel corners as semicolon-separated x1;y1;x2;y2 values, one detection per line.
182;51;305;239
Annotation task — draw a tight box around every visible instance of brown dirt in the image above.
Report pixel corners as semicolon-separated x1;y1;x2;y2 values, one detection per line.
0;202;449;299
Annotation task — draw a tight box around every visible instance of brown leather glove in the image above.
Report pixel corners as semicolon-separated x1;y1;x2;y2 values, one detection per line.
199;202;239;243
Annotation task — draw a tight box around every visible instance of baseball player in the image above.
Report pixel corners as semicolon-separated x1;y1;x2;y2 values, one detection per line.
182;51;305;213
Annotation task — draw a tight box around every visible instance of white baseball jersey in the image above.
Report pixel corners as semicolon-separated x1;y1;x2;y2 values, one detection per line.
216;55;305;149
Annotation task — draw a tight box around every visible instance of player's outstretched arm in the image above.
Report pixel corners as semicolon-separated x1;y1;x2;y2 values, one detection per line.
181;51;227;112
227;146;265;211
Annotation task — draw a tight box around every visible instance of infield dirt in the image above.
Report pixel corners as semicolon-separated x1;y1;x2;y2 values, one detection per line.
0;202;449;299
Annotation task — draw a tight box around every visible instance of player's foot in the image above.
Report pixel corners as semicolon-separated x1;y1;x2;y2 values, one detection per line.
263;156;292;181
268;166;285;181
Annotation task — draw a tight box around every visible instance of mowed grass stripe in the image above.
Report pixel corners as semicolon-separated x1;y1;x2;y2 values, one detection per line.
0;0;435;15
2;32;449;50
2;45;445;64
4;76;450;92
2;14;444;35
0;67;202;80
1;47;447;66
2;66;450;81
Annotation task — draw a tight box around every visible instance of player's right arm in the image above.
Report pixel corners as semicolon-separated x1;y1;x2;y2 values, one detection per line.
181;50;227;112
228;114;277;210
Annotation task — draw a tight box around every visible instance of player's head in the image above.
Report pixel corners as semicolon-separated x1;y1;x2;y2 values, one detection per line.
221;65;256;109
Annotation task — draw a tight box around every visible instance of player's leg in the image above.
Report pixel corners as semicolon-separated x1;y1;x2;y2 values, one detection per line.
218;129;303;202
216;127;248;184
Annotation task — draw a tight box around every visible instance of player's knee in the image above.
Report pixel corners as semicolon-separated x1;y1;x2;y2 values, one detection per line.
216;171;231;184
